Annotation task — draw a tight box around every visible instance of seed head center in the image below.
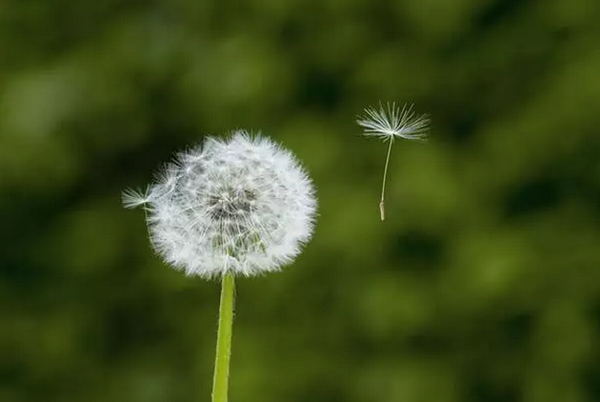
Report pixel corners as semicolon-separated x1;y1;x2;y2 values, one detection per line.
208;187;257;221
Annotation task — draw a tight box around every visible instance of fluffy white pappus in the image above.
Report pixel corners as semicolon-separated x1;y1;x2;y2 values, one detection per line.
123;131;317;278
357;102;430;142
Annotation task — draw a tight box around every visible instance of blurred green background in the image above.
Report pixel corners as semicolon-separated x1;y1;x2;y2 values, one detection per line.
2;0;600;401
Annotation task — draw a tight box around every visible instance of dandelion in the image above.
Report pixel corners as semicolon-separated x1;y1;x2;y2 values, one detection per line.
357;102;430;221
123;131;317;402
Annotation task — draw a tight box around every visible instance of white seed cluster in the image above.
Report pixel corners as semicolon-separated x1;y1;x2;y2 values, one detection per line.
123;131;317;278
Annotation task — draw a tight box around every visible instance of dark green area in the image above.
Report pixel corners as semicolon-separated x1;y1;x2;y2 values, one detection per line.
2;0;600;401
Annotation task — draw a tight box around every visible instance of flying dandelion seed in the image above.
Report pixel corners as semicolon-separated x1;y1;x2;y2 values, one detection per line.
357;102;430;221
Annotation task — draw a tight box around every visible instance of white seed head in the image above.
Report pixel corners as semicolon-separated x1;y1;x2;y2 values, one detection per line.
123;131;317;278
357;102;430;142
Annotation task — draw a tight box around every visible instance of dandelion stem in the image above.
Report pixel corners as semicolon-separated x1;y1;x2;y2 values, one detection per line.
379;139;394;221
212;272;235;402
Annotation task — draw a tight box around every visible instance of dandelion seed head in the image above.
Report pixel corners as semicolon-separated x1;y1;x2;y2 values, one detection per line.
124;131;317;278
357;102;430;142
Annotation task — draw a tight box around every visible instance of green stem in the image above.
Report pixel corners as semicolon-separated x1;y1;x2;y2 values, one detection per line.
379;139;394;221
212;273;235;402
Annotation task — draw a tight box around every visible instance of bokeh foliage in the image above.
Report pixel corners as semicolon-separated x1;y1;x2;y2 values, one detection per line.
2;0;600;401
